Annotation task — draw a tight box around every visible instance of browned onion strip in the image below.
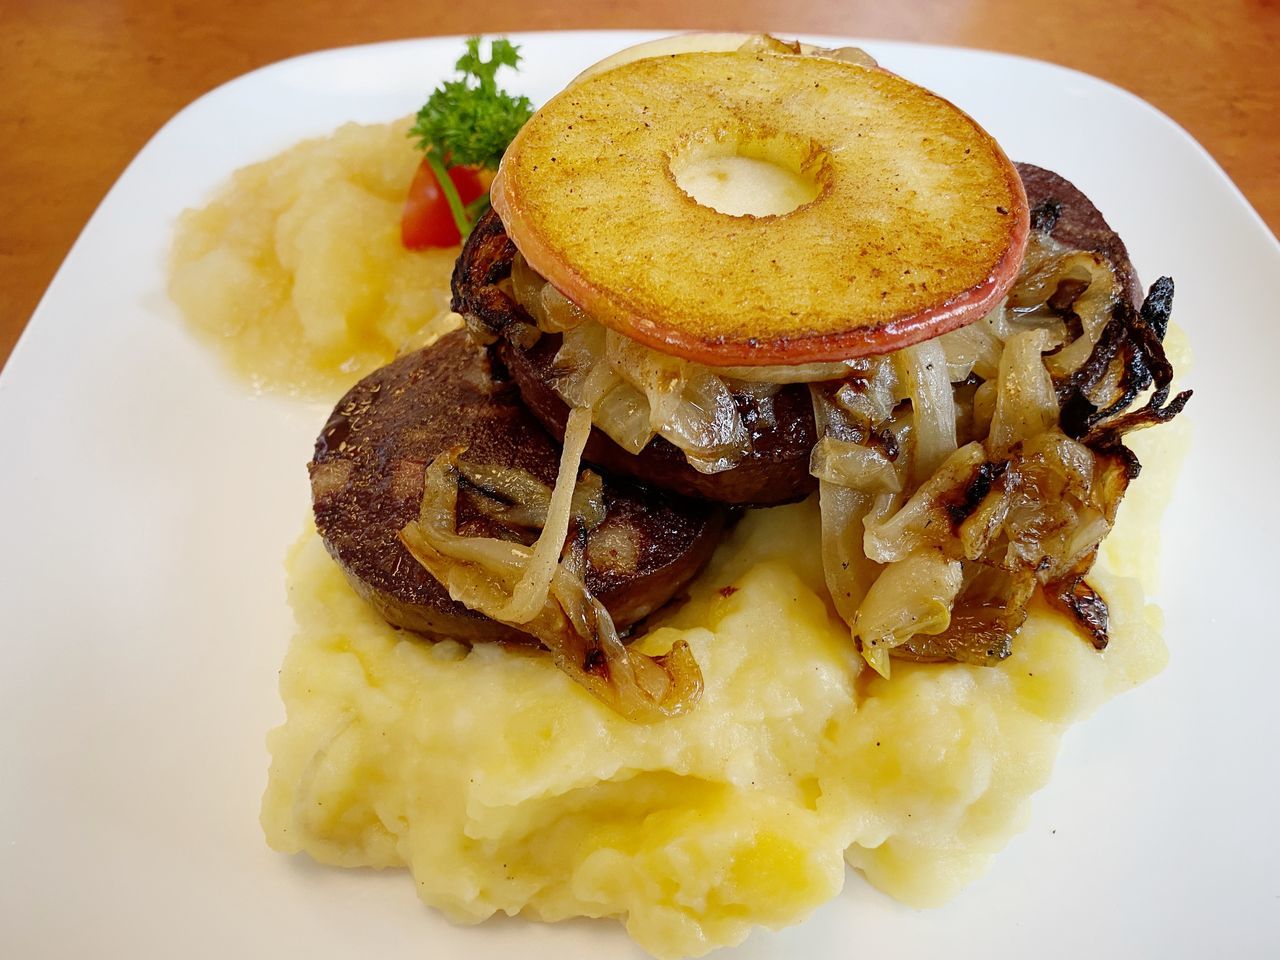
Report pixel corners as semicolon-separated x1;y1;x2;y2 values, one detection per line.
497;406;593;623
714;360;868;383
400;442;704;722
938;313;1002;381
810;384;890;673
895;338;958;482
989;328;1058;454
822;424;1136;673
811;438;900;492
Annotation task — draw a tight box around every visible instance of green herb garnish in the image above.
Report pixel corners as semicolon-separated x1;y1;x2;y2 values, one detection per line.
410;37;533;239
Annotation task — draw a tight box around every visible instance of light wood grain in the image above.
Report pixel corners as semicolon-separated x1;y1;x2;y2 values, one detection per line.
2;0;1276;367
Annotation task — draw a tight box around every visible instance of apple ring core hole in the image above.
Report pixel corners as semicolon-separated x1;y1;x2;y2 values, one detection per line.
669;131;830;218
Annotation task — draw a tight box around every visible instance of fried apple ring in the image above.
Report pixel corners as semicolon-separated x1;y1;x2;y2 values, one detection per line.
492;50;1029;365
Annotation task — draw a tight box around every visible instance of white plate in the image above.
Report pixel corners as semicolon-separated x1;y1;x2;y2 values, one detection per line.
1;31;1276;960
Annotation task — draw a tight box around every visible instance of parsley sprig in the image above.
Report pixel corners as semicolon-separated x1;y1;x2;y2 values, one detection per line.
410;37;533;239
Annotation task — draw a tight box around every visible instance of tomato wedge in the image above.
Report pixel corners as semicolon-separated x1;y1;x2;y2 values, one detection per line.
401;158;487;249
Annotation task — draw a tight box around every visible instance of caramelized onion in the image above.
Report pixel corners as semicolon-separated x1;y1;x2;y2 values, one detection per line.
989;328;1058;454
495;406;594;623
854;548;963;676
863;443;986;564
552;316;750;473
512;252;589;332
706;359;867;384
512;258;893;476
810;437;900;493
399;417;704;722
807;227;1188;673
498;209;1189;679
895;338;958;482
811;385;889;670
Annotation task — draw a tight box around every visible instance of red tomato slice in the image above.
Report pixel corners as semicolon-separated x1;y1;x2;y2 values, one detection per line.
401;159;487;249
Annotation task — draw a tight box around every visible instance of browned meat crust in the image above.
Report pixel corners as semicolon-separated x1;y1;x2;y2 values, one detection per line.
452;166;1144;507
310;330;724;643
1015;162;1142;306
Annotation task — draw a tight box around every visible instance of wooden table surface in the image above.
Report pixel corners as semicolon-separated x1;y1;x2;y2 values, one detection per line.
2;0;1276;369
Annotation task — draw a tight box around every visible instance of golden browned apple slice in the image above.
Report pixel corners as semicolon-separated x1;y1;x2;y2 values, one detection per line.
491;50;1029;365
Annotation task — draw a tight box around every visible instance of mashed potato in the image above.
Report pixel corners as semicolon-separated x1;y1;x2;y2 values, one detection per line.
169;121;460;396
262;402;1186;958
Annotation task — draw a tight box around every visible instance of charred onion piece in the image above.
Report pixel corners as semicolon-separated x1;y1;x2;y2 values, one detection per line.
1046;576;1110;651
1058;278;1192;442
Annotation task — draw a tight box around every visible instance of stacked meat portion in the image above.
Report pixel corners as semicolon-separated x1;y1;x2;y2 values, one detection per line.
310;164;1188;718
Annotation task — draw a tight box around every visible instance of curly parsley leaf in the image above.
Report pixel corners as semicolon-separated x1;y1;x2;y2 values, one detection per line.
410;36;533;172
